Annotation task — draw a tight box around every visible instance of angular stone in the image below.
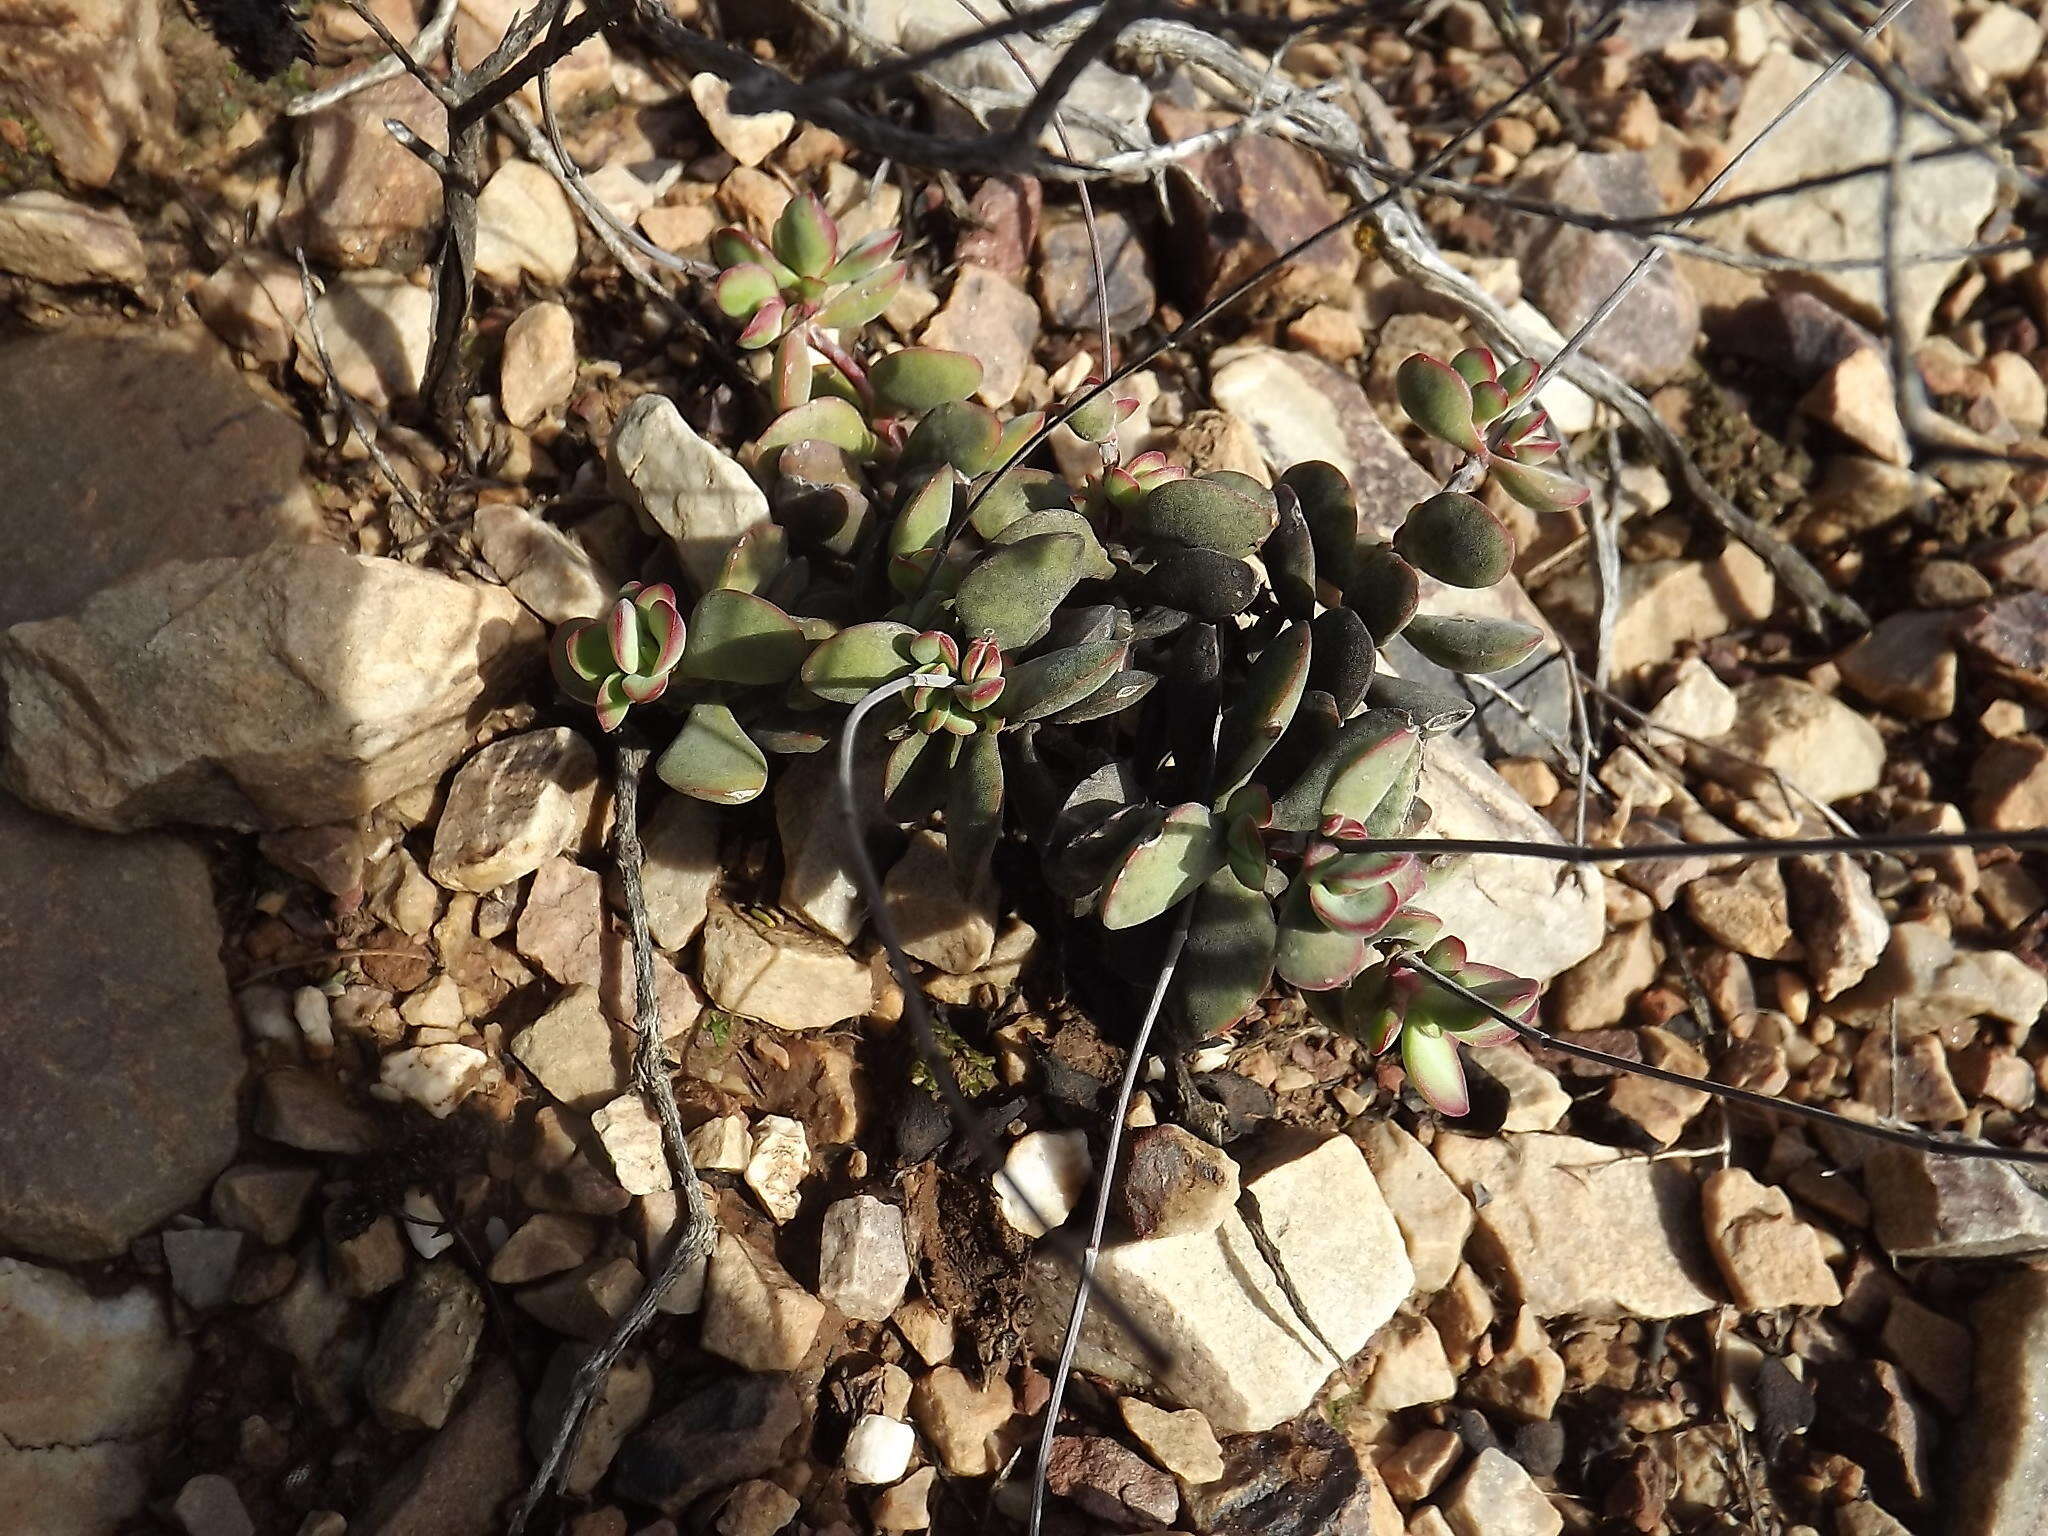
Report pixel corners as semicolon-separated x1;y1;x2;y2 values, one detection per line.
1035;210;1155;333
699;902;873;1032
1832;918;2048;1036
489;1213;598;1284
996;1128;1091;1239
1701;1168;1842;1311
0;330;318;631
0;1258;190;1536
1710;51;1998;339
1179;1415;1384;1535
511;985;630;1112
593;1094;672;1197
1117;1124;1241;1241
172;1473;253;1536
701;1233;827;1373
211;1165;319;1247
282;73;445;269
1491;1050;1571;1133
0;797;242;1261
639;794;720;951
1360;1312;1459;1412
1708;677;1887;806
474;159;579;288
743;1114;810;1223
884;829;998;974
1028;1130;1412;1433
775;749;870;945
921;264;1041;409
365;1261;486;1432
1955;1268;2048;1536
1684;860;1793;960
1548;921;1657;1033
1434;1133;1720;1319
607;393;773;593
430;729;602;893
0;190;146;287
194;252;308;364
1514;150;1698;386
474;503;614;626
1440;1447;1562;1536
1813;1360;1933;1513
1801;349;1910;465
2;547;541;831
515;857;705;1032
1786;853;1889;1001
1865;1147;2048;1259
163;1227;245;1311
1119;1398;1225;1485
1359;1120;1472;1295
910;1366;1014;1476
616;1372;800;1515
688;73;792;166
499;301;577;429
1548;545;1776;675
351;1360;524;1536
818;1195;912;1322
528;1344;654;1497
1972;738;2048;832
517;1256;643;1342
1046;1435;1180;1528
0;0;170;187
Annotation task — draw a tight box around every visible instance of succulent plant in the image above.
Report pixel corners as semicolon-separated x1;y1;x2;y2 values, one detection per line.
1344;938;1539;1117
714;194;905;353
1396;347;1589;514
551;583;687;732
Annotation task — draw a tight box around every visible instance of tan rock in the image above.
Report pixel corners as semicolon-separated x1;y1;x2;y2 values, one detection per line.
281;74;445;269
475;159;579;287
510;985;630;1112
1801;349;1909;464
0;191;146;287
1709;676;1887;806
701;1233;826;1372
910;1366;1014;1476
499;301;576;429
430;728;601;893
1440;1447;1562;1536
0;0;170;187
688;73;793;166
699;902;874;1032
1547;921;1658;1032
1359;1120;1472;1296
1548;544;1774;674
1700;1168;1842;1311
1359;1313;1458;1412
1118;1398;1224;1484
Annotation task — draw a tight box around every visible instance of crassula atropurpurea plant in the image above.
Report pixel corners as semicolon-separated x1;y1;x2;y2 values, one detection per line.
548;192;1593;1117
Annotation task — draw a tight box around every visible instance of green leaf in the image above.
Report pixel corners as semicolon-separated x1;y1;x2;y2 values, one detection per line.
946;731;1004;889
1139;472;1277;556
1001;640;1129;722
1098;803;1225;931
1402;1026;1471;1116
1367;673;1476;735
717;523;788;594
1045;668;1155;724
681;589;810;684
1397;354;1482;452
1342;544;1421;642
1279;461;1359;588
1265;492;1317;618
1144;547;1259;620
814;262;906;331
715;263;780;319
1269;708;1412;832
1394;492;1516;589
953;532;1086;651
990;509;1112;582
1178;869;1279;1037
1308;608;1376;716
885;729;954;822
757;397;878;458
800;621;920;703
872;348;983;415
1216;621;1312;793
1319;723;1420;828
890;470;956;561
656;703;768;804
1490;457;1589;513
903;400;1003;477
1402;614;1546;674
772;193;838;279
1273;877;1368;990
969;467;1074;541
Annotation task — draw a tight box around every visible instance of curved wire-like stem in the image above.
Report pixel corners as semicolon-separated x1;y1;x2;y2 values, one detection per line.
1397;954;2048;1167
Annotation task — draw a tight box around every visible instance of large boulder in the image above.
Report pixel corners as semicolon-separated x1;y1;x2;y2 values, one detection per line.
0;795;243;1260
0;329;320;629
0;1257;192;1535
0;546;543;831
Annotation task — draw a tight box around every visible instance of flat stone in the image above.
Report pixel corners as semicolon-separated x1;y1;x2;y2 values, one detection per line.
1434;1133;1720;1319
1029;1129;1412;1433
614;1373;801;1515
1701;1168;1842;1311
1882;1293;1972;1416
351;1359;524;1536
1709;51;1998;339
517;1256;643;1342
473;503;613;625
0;797;242;1260
1547;920;1658;1033
701;1232;827;1372
172;1473;253;1536
593;1094;673;1196
330;1214;407;1299
1685;859;1793;959
281;73;445;269
430;729;602;893
499;301;577;429
1491;1050;1572;1133
0;331;318;630
1119;1398;1225;1485
1035;210;1155;333
365;1260;485;1432
0;190;146;286
689;73;793;166
1960;594;2048;705
1547;545;1776;675
0;1257;191;1536
1359;1119;1472;1295
2;547;540;831
528;1344;654;1497
1971;738;2048;832
921;264;1041;409
774;749;870;945
1440;1447;1563;1536
302;272;437;410
511;985;630;1112
1647;655;1739;742
1839;611;1957;720
1513;150;1698;386
1179;1415;1386;1536
1832;918;2048;1036
1046;1435;1180;1528
515;857;705;1032
699;902;873;1032
884;830;998;974
1955;1267;2048;1536
743;1114;810;1223
607;394;774;593
1706;676;1887;806
474;159;579;287
818;1195;912;1322
1814;1360;1933;1514
0;0;170;187
489;1213;598;1284
1865;1147;2048;1259
639;793;720;951
194;252;309;364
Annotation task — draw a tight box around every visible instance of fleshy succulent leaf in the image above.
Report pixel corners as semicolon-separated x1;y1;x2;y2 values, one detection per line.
1139;472;1277;557
1098;803;1225;931
903;400;1002;477
757;396;879;458
871;348;984;415
681;589;811;684
799;621;922;704
717;524;788;595
737;297;788;349
1490;457;1589;512
715;262;780;319
1401;1025;1470;1116
1319;723;1421;828
1401;614;1546;674
1001;640;1129;722
656;703;768;804
1394;492;1517;589
814;262;907;331
771;193;838;279
1273;876;1368;990
1269;708;1411;833
1279;461;1359;589
1397;354;1482;452
1144;546;1260;620
1216;621;1313;793
890;470;956;561
824;228;901;285
953;532;1087;652
1307;607;1376;716
1178;868;1279;1037
946;731;1005;889
1343;543;1422;642
1367;673;1477;734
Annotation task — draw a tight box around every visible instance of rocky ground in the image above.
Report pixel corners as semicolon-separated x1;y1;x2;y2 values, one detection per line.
5;1;2048;1535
